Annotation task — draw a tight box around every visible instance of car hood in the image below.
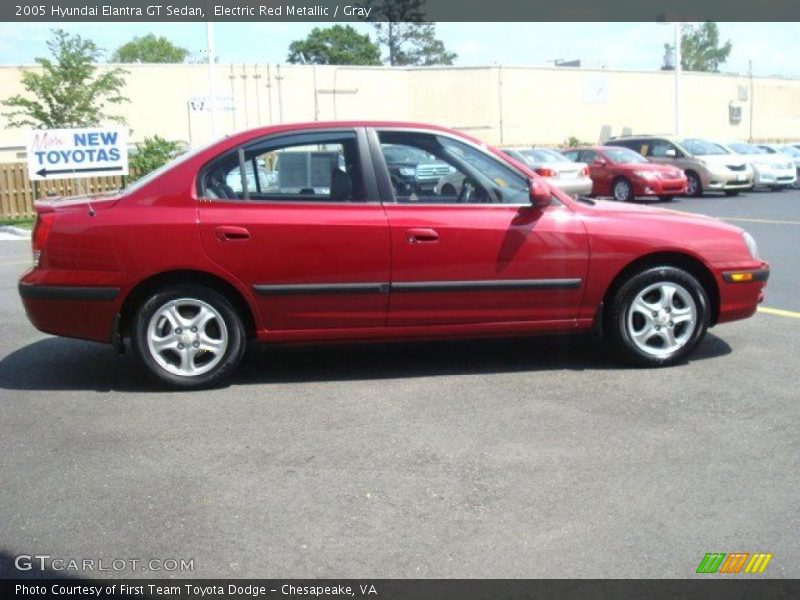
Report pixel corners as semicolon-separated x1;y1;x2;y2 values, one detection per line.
695;153;746;168
618;162;684;176
575;198;742;233
736;153;794;167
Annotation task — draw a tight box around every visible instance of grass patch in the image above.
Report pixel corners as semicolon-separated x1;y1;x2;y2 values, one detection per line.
0;217;35;230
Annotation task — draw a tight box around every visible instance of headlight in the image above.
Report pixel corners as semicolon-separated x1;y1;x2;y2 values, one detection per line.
399;167;415;177
742;231;759;259
633;170;658;180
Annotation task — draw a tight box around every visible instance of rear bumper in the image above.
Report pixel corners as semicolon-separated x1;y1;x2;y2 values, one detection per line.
18;277;122;343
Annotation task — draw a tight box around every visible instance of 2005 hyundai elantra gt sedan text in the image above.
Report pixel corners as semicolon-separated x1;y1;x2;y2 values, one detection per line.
18;122;769;388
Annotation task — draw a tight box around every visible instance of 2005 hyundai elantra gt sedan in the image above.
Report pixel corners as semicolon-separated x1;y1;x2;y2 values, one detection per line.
18;122;769;388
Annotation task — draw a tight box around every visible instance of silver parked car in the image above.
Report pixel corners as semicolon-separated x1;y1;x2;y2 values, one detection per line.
757;144;800;189
501;147;593;196
720;141;797;190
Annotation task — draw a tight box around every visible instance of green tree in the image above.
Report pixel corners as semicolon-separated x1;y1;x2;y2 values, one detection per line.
128;136;182;181
2;29;128;128
287;25;381;65
676;22;732;72
365;0;456;66
111;33;189;63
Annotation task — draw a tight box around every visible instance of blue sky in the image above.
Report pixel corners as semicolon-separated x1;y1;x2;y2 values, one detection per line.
1;22;798;78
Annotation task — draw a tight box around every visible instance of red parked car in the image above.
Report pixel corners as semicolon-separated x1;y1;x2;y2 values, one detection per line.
19;122;768;388
563;146;687;202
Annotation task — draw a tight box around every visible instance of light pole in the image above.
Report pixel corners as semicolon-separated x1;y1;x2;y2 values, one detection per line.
206;22;218;137
673;22;682;136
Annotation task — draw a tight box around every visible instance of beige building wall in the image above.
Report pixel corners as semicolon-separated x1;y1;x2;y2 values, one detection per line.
1;62;800;162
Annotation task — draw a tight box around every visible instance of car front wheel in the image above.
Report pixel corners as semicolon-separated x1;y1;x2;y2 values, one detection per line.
132;284;246;389
606;266;709;367
612;178;635;202
686;172;703;197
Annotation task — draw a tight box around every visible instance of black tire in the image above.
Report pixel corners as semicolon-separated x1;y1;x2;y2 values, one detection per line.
132;284;246;389
605;266;710;367
611;177;635;202
724;190;740;197
440;184;456;197
686;172;703;197
658;196;674;202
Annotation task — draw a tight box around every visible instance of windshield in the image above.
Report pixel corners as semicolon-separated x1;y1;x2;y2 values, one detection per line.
679;138;728;156
603;147;648;164
520;149;568;164
382;144;436;164
729;142;763;154
780;145;800;158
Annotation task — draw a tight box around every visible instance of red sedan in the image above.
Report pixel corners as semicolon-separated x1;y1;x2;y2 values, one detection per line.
563;146;687;202
19;122;768;388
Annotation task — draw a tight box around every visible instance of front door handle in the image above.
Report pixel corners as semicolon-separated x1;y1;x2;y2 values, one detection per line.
406;228;439;244
214;225;250;241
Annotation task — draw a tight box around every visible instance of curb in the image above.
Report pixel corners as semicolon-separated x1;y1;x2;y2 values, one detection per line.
0;225;32;240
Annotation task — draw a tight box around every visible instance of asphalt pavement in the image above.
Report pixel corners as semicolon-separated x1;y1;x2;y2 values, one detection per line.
0;190;798;579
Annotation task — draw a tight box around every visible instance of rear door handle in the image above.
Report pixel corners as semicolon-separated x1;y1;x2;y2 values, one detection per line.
406;228;439;244
214;226;250;241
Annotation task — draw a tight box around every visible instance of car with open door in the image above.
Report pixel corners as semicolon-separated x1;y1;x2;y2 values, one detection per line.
19;122;768;388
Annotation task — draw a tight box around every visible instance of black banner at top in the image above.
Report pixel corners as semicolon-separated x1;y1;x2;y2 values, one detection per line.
2;0;798;22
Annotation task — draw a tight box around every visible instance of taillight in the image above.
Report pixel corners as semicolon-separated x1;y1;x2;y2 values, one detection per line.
535;168;557;177
581;167;589;176
32;214;52;268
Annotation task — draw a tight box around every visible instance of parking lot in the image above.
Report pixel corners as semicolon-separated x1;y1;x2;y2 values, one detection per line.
0;189;798;579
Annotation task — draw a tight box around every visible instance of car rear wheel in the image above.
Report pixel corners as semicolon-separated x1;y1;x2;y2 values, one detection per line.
686;172;703;197
132;284;246;389
612;178;634;202
606;266;709;367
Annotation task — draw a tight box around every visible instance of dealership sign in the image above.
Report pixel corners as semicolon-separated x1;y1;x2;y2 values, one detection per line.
26;127;129;181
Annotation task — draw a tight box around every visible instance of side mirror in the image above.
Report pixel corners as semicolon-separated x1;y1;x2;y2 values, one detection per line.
529;178;552;208
665;149;677;157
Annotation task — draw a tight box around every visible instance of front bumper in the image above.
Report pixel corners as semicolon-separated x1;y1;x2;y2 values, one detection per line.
704;168;753;191
632;177;687;197
752;164;797;187
716;265;769;323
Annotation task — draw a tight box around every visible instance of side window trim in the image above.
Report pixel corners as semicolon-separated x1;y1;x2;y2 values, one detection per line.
369;127;532;206
196;127;376;203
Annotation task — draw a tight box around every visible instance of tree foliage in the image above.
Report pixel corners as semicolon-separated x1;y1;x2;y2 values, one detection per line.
2;29;128;129
365;0;457;66
680;22;732;72
111;34;189;63
128;136;182;181
287;25;381;65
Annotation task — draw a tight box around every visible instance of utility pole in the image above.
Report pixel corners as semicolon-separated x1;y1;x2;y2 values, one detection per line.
749;59;754;142
206;22;218;137
674;22;681;136
253;64;262;126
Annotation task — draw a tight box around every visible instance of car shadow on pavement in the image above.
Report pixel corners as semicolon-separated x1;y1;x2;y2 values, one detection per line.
0;333;732;392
